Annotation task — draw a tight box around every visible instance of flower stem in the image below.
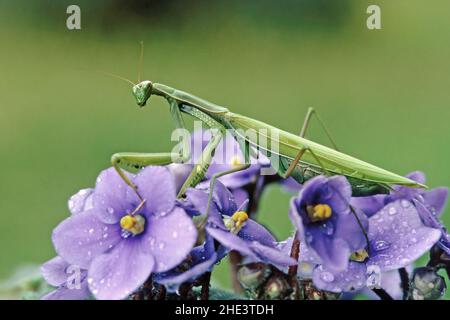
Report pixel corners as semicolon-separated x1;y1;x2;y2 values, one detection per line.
288;232;301;299
200;272;211;300
372;288;394;300
229;250;244;294
155;283;166;300
399;267;410;300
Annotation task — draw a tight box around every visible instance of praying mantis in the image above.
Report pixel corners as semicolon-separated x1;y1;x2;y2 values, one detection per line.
107;46;424;220
112;81;423;198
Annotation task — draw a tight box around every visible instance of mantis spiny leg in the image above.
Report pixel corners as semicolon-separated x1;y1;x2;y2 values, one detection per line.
300;107;339;151
112;152;181;200
176;128;225;198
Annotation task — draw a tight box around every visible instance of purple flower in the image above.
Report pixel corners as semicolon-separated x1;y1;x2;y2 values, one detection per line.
289;175;368;272
51;166;197;300
182;180;296;268
351;171;450;254
41;256;90;300
311;200;441;293
155;235;227;292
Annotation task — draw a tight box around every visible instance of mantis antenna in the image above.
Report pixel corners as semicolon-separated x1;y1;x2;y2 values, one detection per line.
95;70;135;86
138;41;144;82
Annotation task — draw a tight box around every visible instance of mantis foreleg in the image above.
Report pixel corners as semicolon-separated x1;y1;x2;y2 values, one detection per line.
112;152;180;200
176;128;224;198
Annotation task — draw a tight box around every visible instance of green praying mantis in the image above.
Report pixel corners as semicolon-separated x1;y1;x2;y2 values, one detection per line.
106;45;425;223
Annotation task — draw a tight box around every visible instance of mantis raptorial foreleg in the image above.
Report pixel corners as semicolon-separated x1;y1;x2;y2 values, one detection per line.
177;128;224;198
112;152;181;200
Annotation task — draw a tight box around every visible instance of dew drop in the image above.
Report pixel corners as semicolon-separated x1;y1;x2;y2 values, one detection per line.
320;271;335;283
172;231;178;238
374;240;391;252
107;207;115;214
388;206;397;215
88;228;94;234
401;200;411;208
159;242;166;250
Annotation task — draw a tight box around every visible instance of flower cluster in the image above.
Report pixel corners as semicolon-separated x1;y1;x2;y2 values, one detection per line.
41;131;450;300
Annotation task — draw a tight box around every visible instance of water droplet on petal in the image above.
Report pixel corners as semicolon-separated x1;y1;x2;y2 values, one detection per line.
107;207;115;214
374;240;391;252
366;265;381;289
388;206;397;215
88;228;94;234
401;200;411;208
320;271;335;283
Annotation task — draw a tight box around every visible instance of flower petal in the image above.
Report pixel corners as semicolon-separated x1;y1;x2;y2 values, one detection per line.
312;262;367;293
237;219;276;247
423;187;448;218
167;163;194;194
41;256;70;287
68;188;94;215
368;200;441;271
41;282;90;300
333;208;368;252
52;209;122;269
88;240;155;300
184;188;225;229
206;226;255;257
132;166;176;217
307;231;351;272
92;168;133;224
350;194;387;217
249;241;296;268
145;207;197;272
232;188;249;209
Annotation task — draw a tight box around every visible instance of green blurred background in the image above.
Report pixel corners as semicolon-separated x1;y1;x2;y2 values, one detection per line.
1;0;449;297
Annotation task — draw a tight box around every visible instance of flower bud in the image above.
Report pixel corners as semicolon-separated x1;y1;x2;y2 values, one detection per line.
263;275;291;300
237;263;271;290
410;267;446;300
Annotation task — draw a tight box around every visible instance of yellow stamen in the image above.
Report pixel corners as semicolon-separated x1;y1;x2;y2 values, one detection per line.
350;249;369;262
232;211;249;228
306;204;332;222
230;155;242;167
224;211;249;233
120;214;145;235
120;215;136;230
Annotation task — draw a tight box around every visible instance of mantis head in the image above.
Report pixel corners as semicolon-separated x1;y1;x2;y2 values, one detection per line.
132;80;153;107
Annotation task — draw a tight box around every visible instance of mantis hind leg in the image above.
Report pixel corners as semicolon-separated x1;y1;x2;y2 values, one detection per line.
281;107;338;180
300;107;339;151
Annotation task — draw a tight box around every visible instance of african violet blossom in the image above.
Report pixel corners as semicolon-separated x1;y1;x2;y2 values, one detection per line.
182;180;296;269
351;171;450;254
51;166;197;300
289;175;368;272
311;200;441;294
155;235;227;291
